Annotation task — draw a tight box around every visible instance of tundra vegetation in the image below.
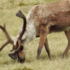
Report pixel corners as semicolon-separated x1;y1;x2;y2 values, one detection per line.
0;0;70;70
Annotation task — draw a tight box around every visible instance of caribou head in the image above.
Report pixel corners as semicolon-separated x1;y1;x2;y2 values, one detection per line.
0;11;27;63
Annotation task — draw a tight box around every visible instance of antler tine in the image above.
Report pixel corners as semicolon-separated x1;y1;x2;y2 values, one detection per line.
16;10;26;40
0;41;9;51
0;24;13;51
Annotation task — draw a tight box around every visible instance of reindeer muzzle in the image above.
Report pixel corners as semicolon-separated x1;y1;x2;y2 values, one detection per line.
18;57;25;63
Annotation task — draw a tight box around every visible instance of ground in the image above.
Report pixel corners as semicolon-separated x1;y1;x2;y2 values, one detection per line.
0;0;70;70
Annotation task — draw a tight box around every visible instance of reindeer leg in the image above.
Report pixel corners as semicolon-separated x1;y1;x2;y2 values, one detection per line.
44;38;51;59
37;31;46;59
36;35;51;58
62;30;70;57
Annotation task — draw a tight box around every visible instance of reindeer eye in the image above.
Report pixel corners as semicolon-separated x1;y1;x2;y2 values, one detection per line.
20;45;24;51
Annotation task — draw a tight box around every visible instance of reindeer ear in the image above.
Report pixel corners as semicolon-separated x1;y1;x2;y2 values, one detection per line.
8;52;18;60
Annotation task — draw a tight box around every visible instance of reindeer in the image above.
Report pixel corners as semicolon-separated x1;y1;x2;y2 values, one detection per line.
0;0;70;63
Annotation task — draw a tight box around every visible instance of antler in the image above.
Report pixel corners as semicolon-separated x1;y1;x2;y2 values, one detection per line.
16;10;26;40
0;11;26;53
0;24;14;51
14;10;27;52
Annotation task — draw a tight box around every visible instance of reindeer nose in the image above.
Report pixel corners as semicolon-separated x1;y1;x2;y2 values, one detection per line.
18;57;25;63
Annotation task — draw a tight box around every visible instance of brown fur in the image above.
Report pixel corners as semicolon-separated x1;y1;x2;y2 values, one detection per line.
1;0;70;62
7;0;70;61
13;0;70;60
48;11;70;32
29;0;70;59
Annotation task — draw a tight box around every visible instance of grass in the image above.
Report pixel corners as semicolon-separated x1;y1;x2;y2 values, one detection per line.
0;0;70;70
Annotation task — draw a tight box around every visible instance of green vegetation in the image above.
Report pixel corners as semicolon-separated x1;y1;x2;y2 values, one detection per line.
0;0;70;70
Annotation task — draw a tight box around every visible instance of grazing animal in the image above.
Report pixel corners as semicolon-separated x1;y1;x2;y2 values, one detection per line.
0;0;70;63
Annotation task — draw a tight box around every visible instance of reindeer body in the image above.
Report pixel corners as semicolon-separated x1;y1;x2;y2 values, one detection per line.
22;0;70;59
1;0;70;62
26;0;70;34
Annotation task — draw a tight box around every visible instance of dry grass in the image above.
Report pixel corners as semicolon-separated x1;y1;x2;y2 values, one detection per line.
0;0;70;70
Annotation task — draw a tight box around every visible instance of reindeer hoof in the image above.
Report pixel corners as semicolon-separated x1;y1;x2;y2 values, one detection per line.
37;56;40;60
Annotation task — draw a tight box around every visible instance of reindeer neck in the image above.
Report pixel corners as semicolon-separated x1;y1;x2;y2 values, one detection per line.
26;23;36;44
22;22;36;45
